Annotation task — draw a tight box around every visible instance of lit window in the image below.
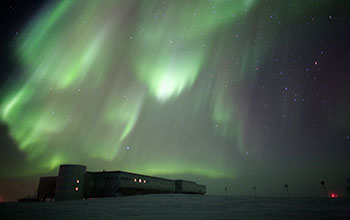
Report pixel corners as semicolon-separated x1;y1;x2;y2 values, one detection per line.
76;180;80;184
143;180;146;183
75;187;79;191
134;178;137;182
139;179;142;183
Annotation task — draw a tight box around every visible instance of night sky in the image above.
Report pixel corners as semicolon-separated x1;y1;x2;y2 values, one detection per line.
0;0;349;202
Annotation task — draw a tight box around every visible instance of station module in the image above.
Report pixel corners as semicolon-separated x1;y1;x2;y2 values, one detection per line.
37;164;206;201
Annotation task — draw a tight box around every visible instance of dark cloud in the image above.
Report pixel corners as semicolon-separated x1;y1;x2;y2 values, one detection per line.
0;121;28;177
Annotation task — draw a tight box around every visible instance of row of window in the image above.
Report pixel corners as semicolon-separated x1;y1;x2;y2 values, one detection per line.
104;176;172;185
105;176;148;183
133;178;147;183
106;176;119;180
75;176;172;186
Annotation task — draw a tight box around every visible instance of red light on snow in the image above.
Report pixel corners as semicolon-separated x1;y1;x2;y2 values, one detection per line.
330;193;338;198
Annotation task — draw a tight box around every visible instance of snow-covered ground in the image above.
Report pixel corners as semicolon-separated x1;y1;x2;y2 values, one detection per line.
1;194;349;219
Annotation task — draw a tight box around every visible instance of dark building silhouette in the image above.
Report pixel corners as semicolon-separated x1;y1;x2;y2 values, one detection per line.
37;176;57;201
36;164;206;201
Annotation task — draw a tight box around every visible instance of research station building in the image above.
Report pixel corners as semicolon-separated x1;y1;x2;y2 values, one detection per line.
37;164;206;201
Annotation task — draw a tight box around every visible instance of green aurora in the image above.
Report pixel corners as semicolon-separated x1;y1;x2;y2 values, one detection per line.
0;0;338;180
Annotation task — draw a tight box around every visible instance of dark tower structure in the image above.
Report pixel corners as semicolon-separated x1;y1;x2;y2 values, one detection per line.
54;164;87;201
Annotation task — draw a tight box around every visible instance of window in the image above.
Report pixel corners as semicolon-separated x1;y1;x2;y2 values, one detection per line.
75;187;79;191
76;179;80;184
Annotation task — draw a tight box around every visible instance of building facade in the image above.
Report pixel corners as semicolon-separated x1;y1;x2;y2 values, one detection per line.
37;164;206;201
